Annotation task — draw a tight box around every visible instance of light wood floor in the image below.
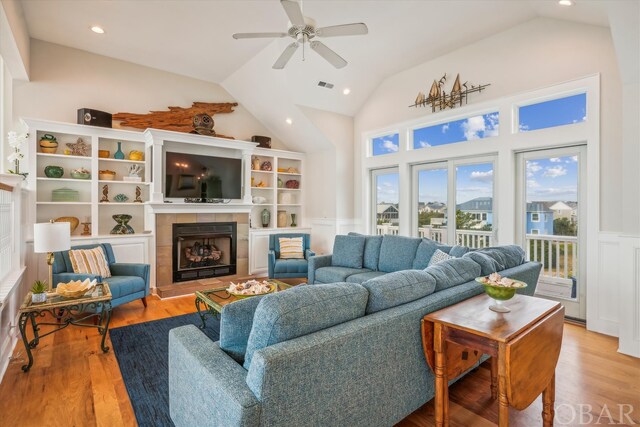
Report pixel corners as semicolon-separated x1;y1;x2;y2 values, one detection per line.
1;293;638;427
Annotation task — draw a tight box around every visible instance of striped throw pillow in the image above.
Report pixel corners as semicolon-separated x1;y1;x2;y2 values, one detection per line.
279;237;304;259
68;246;111;278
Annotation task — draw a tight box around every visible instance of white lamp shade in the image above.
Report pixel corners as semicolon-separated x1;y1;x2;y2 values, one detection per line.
33;222;71;253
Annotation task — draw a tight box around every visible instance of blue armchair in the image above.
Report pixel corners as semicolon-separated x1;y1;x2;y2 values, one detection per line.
268;233;314;279
52;243;150;308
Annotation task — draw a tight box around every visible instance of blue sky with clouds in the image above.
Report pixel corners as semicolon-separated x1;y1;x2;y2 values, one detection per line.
526;155;578;202
372;133;399;156
413;112;499;149
519;93;586;131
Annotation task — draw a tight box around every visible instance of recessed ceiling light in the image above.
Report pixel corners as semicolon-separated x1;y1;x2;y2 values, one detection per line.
285;118;292;125
558;0;573;6
343;88;351;95
90;26;105;34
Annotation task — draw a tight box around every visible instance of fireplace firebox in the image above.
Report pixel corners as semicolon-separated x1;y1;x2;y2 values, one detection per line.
172;222;237;282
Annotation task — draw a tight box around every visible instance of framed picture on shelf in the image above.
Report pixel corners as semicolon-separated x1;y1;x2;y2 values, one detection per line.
178;174;196;190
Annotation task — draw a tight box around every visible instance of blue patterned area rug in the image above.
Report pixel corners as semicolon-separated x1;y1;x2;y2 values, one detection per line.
110;312;220;427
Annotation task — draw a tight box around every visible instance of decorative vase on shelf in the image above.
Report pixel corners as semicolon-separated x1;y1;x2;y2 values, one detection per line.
114;142;125;160
110;214;134;234
261;209;271;228
277;177;283;188
290;213;297;227
44;165;64;178
277;210;287;228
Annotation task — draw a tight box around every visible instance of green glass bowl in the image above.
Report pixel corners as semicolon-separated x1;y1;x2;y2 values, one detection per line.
475;277;527;301
44;165;64;178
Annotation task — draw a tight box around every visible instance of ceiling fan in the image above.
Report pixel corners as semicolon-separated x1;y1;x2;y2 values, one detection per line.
232;0;368;69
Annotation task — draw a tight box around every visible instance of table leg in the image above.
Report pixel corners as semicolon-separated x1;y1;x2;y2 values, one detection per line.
434;323;449;427
542;373;555;427
18;313;33;373
498;343;509;427
29;313;40;348
195;297;207;329
490;356;498;400
100;302;112;353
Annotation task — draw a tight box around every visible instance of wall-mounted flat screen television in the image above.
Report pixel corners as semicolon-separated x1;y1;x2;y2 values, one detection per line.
165;151;242;199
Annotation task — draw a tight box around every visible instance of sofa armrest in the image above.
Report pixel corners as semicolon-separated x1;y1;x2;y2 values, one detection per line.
305;249;316;260
169;325;260;427
52;272;102;287
498;261;542;297
268;250;276;279
307;254;332;284
110;263;150;293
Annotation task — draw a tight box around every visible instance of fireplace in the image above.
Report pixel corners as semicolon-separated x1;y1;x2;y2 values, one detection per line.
172;222;237;282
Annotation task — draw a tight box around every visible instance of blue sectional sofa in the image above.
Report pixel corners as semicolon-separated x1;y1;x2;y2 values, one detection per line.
168;235;541;426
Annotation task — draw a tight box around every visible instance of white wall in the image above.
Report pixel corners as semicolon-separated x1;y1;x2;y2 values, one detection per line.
0;0;29;80
9;39;287;172
354;18;622;233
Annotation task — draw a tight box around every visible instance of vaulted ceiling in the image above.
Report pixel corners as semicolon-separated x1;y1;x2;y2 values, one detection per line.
21;0;614;116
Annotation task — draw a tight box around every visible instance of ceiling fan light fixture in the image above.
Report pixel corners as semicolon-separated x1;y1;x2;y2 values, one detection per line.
90;25;105;34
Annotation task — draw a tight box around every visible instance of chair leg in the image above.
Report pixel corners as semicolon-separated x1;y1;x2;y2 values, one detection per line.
141;296;148;308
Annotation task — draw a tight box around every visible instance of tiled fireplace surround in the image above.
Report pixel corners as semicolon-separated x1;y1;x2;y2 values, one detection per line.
155;213;250;289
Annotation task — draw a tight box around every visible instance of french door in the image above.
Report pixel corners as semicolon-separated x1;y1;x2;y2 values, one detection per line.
516;146;587;320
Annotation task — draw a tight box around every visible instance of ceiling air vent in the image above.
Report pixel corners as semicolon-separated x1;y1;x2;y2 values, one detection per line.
318;81;334;89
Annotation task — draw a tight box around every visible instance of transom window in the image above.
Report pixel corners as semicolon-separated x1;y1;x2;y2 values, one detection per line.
518;93;586;132
371;133;399;156
412;112;499;150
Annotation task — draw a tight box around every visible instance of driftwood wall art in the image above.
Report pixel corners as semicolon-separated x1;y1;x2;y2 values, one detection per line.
113;102;238;139
410;73;490;112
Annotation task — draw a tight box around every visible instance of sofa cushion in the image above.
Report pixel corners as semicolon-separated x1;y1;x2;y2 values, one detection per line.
345;271;386;284
105;276;146;299
412;239;453;270
273;259;308;274
475;245;526;270
362;270;437;314
349;233;384;270
378;235;422;273
462;251;501;275
315;266;371;283
449;245;470;258
243;282;368;368
220;295;266;363
424;258;482;291
332;235;366;269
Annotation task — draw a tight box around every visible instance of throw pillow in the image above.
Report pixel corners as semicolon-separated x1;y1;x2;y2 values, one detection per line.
424;258;482;291
332;235;366;269
279;237;304;259
68;246;111;278
428;249;455;266
412;239;453;269
362;270;436;314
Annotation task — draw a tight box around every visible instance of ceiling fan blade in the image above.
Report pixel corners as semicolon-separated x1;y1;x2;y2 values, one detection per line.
281;0;305;27
233;32;288;39
273;42;299;69
316;23;368;38
310;41;347;69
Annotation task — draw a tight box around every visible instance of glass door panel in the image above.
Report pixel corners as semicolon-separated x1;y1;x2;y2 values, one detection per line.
416;168;448;243
372;168;400;235
455;163;494;248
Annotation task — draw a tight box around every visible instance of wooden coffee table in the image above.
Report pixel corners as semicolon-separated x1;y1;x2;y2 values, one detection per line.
194;279;293;328
422;293;564;427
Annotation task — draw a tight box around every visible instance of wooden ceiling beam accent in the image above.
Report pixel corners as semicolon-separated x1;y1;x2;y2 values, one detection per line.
113;102;238;139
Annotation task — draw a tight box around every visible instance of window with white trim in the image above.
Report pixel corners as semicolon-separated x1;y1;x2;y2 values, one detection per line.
412;112;499;150
518;93;586;132
531;213;540;222
371;133;399;156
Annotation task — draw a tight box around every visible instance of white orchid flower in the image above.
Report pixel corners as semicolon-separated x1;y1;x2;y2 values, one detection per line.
7;152;19;162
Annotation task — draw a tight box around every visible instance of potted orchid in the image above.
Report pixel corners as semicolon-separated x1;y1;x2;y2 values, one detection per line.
7;131;29;178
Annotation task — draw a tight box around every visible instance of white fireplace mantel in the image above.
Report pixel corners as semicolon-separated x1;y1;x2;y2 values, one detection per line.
143;128;258;204
145;202;254;215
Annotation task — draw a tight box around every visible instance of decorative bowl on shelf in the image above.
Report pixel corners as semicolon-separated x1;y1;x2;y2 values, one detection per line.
54;216;80;232
99;170;116;180
128;150;144;161
475;273;527;313
98;150;110;158
56;278;97;298
39;134;58;154
44;165;64;178
51;188;80;202
70;168;91;179
114;193;129;202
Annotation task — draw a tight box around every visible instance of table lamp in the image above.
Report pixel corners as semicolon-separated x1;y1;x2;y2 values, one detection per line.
34;221;71;291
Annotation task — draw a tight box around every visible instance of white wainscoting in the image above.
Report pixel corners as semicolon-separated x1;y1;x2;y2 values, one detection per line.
589;232;640;358
618;235;640;357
